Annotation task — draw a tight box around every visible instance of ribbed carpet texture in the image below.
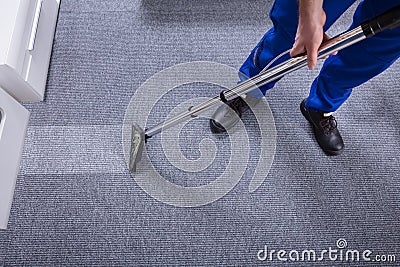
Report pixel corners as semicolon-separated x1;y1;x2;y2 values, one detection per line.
1;0;399;266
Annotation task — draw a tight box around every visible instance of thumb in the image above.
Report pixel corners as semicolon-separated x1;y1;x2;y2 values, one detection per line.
290;42;305;58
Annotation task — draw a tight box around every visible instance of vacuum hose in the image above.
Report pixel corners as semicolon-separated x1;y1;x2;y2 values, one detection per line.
361;5;400;37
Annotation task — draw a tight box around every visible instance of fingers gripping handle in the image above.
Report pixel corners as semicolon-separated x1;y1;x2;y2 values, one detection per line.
362;5;400;38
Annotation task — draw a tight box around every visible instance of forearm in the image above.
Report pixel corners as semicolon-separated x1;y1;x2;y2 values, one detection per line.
298;0;325;27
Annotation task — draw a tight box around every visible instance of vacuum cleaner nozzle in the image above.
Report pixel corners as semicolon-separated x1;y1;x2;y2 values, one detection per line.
129;123;145;172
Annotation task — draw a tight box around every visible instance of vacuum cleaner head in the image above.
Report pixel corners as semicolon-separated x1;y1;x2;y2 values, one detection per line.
129;123;145;172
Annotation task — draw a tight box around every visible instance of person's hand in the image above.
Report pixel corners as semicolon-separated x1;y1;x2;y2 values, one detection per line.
290;1;327;70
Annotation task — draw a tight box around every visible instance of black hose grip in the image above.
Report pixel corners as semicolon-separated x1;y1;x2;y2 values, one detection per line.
361;5;400;38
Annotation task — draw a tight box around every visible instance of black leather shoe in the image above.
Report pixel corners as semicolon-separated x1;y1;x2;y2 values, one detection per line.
300;99;344;155
210;96;249;133
210;95;260;133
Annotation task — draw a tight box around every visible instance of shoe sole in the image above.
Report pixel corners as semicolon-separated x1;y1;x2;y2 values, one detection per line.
300;100;343;156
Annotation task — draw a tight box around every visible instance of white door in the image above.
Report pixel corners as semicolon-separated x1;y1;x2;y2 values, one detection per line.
0;87;29;229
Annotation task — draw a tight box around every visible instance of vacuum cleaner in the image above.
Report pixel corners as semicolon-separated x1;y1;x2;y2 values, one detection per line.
129;5;400;172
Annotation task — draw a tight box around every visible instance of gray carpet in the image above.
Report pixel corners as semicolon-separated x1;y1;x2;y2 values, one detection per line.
1;0;399;266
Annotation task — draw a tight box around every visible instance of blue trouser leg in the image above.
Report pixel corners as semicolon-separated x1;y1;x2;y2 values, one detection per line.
305;0;400;112
239;0;357;96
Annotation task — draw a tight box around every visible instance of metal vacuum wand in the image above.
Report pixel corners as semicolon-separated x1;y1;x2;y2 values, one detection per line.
144;26;366;138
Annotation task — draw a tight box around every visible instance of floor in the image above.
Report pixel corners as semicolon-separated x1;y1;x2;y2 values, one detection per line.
1;0;399;266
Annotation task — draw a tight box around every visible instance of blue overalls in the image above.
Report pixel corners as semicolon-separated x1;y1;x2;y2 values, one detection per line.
239;0;400;112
